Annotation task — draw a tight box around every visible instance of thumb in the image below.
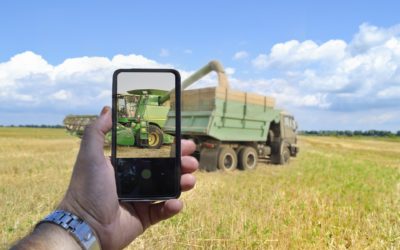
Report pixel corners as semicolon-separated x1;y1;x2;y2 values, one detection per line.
96;106;112;134
79;106;112;161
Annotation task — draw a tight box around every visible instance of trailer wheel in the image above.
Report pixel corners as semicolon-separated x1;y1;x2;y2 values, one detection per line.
217;147;237;171
148;125;163;149
238;147;258;170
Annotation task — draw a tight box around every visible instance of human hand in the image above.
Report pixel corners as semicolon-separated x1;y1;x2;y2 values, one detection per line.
58;106;198;250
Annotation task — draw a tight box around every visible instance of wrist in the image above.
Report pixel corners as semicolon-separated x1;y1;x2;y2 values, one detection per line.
11;223;81;250
58;197;106;249
35;209;101;250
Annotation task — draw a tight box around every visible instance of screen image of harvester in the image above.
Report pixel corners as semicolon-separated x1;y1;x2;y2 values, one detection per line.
63;88;179;156
115;89;174;149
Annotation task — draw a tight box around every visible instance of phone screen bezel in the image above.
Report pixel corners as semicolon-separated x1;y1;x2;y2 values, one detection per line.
111;68;181;201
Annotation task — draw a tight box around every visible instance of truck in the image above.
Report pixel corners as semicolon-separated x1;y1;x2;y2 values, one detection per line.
163;60;299;171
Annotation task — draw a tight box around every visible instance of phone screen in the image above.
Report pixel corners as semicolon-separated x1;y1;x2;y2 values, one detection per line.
112;69;181;200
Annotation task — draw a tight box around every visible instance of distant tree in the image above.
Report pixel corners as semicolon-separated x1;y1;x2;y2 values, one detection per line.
300;130;397;137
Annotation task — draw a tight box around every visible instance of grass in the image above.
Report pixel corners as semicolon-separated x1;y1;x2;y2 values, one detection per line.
1;129;399;249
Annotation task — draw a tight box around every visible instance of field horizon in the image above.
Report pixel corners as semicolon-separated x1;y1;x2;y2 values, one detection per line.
1;128;399;249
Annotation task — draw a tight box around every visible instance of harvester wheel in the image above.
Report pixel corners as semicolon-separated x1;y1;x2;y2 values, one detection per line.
148;125;163;149
238;146;258;170
217;147;237;171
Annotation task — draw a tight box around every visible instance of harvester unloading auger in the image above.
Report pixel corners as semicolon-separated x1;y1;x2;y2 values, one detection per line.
64;60;299;168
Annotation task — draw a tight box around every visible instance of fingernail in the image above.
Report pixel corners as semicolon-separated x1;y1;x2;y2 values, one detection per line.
100;106;110;116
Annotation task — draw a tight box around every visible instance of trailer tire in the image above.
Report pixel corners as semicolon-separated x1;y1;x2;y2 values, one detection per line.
148;125;163;149
217;147;237;171
238;146;258;170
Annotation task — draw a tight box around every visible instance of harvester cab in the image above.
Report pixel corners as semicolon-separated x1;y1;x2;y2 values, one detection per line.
116;94;139;125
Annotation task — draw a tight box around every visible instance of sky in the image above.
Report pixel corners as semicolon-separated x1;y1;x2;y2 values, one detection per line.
1;0;400;131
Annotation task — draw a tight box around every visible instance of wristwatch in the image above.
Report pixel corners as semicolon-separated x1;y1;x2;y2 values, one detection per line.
36;210;101;250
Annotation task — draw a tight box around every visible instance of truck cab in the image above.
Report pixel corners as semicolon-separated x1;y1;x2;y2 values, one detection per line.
269;112;299;164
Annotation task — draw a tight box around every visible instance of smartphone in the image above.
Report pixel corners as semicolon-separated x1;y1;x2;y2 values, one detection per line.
111;69;181;201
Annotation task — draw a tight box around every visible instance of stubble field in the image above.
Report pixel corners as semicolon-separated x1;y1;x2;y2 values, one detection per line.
0;128;399;249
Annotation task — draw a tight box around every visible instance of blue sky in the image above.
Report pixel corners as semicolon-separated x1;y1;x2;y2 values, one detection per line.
1;0;400;131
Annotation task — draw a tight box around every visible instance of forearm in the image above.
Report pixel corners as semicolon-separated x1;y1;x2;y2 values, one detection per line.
11;223;81;250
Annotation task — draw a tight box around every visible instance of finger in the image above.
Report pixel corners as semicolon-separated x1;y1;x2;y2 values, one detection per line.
78;106;112;163
181;139;196;156
149;199;183;226
180;173;196;191
181;156;199;174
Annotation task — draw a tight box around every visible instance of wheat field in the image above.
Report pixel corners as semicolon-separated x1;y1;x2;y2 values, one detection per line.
1;128;399;249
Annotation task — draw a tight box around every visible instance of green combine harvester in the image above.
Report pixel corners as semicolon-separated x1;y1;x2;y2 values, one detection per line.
64;88;176;149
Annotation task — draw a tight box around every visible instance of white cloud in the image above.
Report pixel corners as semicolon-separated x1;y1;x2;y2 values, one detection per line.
0;51;171;116
51;89;71;100
377;86;400;98
233;51;249;60
252;54;268;69
160;48;169;57
249;23;400;115
2;23;400;130
253;39;346;68
225;67;235;75
96;89;112;99
349;23;400;54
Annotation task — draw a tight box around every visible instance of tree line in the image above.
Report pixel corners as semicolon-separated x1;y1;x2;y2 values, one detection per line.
0;125;64;128
1;125;399;137
299;130;400;137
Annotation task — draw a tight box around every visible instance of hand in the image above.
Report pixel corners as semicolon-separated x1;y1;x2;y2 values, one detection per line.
58;106;198;250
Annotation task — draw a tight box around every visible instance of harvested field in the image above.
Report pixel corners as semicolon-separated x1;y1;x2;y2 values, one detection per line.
1;128;399;249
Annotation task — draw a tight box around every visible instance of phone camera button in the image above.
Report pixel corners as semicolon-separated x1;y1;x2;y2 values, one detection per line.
141;169;151;180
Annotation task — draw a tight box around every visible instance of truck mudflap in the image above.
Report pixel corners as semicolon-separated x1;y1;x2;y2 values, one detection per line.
199;147;218;171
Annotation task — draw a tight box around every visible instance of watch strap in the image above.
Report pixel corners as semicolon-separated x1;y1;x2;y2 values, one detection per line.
36;210;101;250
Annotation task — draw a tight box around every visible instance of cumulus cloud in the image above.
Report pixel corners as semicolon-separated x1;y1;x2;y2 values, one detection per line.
252;39;347;69
50;89;72;100
233;51;249;60
0;51;172;118
2;23;400;130
250;23;400;113
225;67;235;75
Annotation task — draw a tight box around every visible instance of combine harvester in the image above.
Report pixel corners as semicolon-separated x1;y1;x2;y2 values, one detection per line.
64;89;175;149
